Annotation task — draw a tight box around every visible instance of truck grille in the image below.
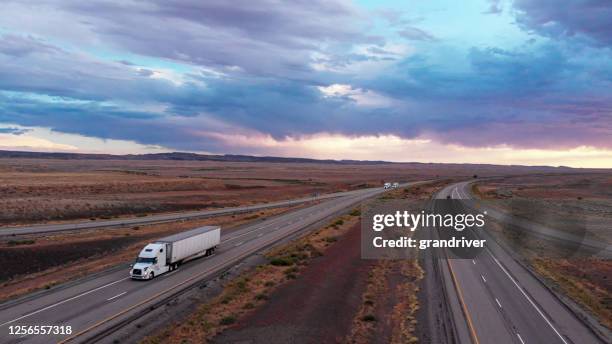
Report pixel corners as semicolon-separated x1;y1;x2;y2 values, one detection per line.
132;269;142;275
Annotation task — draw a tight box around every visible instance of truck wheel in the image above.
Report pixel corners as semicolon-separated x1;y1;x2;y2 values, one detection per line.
149;272;154;280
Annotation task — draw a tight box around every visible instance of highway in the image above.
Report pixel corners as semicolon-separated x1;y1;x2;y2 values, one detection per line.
0;188;377;237
0;183;415;344
436;181;605;344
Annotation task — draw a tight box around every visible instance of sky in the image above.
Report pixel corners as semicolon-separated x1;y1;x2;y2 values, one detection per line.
0;0;611;167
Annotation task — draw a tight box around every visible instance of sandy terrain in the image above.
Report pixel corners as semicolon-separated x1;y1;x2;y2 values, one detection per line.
475;173;612;243
213;220;372;344
0;158;590;225
142;211;363;344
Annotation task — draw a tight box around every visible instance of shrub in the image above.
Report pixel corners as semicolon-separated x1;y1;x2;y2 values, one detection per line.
7;239;35;246
219;316;236;325
255;293;268;301
270;258;293;266
361;314;376;322
236;279;249;291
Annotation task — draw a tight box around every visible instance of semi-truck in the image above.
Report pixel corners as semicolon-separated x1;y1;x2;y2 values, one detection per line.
130;225;220;280
384;182;392;189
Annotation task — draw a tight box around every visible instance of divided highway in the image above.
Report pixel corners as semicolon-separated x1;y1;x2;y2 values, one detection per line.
0;188;377;237
437;182;605;344
0;183;416;343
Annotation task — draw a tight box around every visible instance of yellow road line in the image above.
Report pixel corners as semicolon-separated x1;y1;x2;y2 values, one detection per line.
447;259;480;344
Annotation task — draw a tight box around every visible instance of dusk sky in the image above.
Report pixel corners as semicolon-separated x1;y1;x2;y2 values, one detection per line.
0;0;611;167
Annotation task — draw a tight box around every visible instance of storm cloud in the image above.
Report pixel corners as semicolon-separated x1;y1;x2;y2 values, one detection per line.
0;0;610;155
514;0;612;46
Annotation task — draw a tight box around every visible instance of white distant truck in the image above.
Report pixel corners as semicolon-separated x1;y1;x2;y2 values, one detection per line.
384;182;392;189
130;226;220;280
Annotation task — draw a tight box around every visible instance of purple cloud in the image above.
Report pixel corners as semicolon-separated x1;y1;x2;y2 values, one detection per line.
2;0;377;79
0;0;610;157
514;0;612;46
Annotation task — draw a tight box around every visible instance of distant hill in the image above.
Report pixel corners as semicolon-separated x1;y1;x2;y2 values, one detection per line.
0;150;389;165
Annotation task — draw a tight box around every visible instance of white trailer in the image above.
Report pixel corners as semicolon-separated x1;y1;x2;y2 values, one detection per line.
130;226;220;280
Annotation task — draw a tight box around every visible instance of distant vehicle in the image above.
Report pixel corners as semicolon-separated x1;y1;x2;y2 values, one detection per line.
384;182;392;189
130;226;220;280
392;182;399;188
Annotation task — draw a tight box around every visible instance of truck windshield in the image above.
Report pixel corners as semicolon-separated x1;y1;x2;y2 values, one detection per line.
136;257;157;264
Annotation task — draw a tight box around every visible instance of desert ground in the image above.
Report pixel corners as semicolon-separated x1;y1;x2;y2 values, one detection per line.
0;158;588;226
1;157;610;342
143;181;444;344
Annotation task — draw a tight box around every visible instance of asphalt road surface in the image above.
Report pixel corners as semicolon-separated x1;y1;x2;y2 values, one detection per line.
436;181;605;344
0;188;378;237
0;183;416;344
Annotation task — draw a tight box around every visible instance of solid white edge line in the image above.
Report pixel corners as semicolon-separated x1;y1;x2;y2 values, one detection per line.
0;277;129;327
488;250;569;344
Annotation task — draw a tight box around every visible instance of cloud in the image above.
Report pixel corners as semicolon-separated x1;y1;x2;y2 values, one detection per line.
398;27;436;41
1;0;376;79
318;84;395;107
0;0;610;163
0;127;31;135
0;34;201;104
513;0;612;46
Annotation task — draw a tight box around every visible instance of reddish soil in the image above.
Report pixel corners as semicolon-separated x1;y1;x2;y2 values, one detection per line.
1;157;584;225
212;222;374;344
0;235;147;281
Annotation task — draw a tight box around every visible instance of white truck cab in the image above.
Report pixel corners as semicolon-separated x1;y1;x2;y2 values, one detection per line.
384;182;392;189
130;243;169;280
130;226;220;280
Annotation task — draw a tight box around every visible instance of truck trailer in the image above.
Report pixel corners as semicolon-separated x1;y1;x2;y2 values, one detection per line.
130;225;220;280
